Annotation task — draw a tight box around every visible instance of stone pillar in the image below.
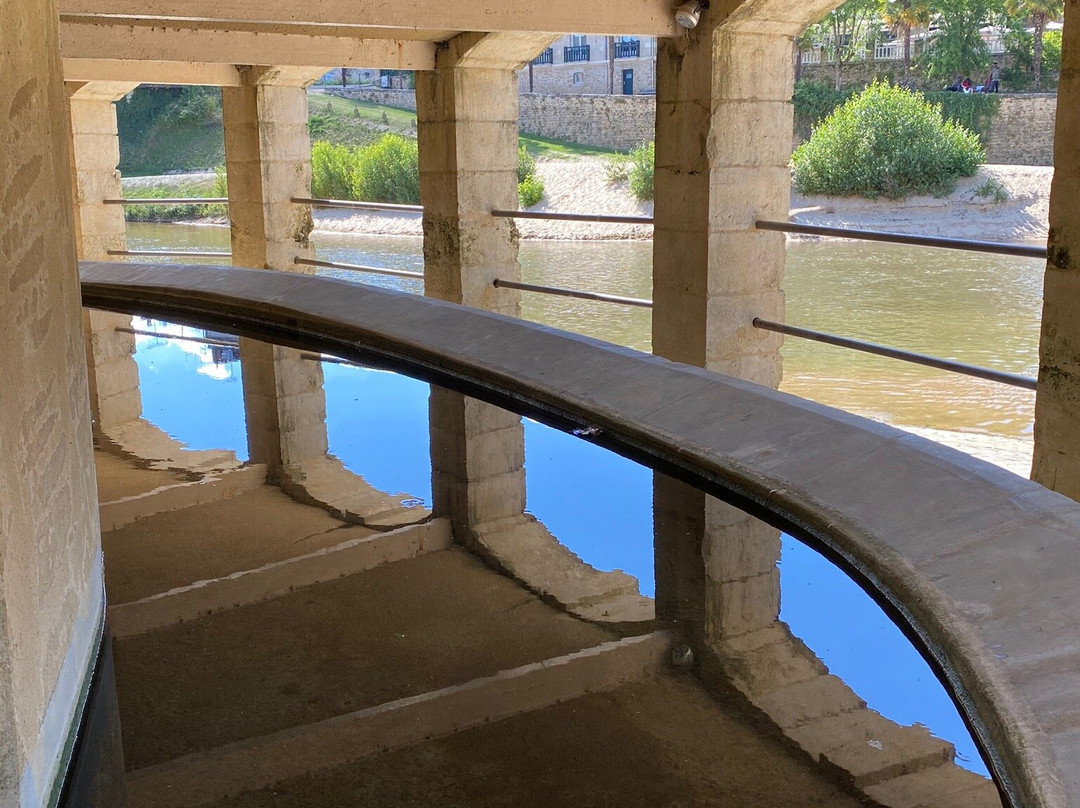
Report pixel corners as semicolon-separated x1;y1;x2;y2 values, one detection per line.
1033;0;1080;498
417;41;528;541
651;24;792;650
223;67;329;472
1;0;118;802
67;81;142;436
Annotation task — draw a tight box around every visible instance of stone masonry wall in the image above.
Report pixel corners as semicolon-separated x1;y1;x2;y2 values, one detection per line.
982;93;1056;166
321;87;1055;165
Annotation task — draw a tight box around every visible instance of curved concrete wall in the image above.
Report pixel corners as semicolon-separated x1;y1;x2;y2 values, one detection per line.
81;261;1080;808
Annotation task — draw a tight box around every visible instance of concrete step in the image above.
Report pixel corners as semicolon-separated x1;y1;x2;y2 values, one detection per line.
113;547;621;772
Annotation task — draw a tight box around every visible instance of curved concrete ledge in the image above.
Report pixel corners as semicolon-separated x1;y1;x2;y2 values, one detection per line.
80;261;1080;808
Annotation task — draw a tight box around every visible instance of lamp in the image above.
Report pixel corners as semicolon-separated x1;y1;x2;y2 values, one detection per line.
675;0;705;28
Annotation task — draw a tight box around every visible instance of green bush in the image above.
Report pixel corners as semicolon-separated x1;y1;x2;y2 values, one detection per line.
792;81;854;142
924;91;1000;137
604;153;631;183
517;145;537;184
311;141;356;200
518;175;545;208
628;141;654;202
973;176;1009;203
792;82;984;199
351;134;420;204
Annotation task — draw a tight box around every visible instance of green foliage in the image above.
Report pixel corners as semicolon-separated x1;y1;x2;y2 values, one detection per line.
352;134;420;204
116;86;225;175
604;153;632;183
973;176;1009;202
805;0;883;88
310;141;356;200
628;141;655;202
517;145;537;184
122;171;227;222
918;0;1000;84
792;82;984;199
518;175;545;208
310;135;420;204
793;81;855;142
924;90;1000;135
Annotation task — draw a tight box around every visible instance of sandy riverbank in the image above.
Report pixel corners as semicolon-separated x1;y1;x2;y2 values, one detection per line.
123;158;1052;243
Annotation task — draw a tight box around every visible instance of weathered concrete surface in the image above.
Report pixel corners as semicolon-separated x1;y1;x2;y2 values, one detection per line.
1034;0;1080;500
0;1;105;803
80;262;1080;808
109;518;453;636
125;632;672;808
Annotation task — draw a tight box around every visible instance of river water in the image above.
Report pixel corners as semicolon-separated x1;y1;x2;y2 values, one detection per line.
124;221;1043;779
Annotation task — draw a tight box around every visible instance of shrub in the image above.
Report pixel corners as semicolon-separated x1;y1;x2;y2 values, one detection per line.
973;176;1009;203
310;141;356;200
628;141;654;202
123;170;227;222
792;81;854;142
791;81;984;199
351;134;420;204
517;145;537;184
518;175;545;208
604;153;631;183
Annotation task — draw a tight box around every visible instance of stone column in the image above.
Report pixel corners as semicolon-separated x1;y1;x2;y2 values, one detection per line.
1033;0;1080;498
67;82;142;436
417;47;526;541
223;67;329;473
651;24;792;650
1;0;119;802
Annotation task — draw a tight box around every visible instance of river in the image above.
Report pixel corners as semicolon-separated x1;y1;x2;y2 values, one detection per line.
123;221;1044;779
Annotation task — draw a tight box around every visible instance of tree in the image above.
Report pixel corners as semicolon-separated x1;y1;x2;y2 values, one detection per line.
882;0;932;77
1004;0;1063;88
920;0;1003;85
806;0;883;89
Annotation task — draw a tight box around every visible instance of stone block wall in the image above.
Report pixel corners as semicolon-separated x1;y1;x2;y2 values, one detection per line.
982;93;1056;165
319;87;1056;165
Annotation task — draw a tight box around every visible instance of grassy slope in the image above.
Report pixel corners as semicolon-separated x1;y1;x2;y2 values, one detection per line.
121;92;615;177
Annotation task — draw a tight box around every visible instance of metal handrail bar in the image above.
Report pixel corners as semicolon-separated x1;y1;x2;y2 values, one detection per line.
291;197;424;213
115;326;239;348
752;318;1037;390
293;256;424;280
103;198;228;205
493;278;653;308
106;249;232;258
755;220;1048;259
300;352;362;366
491;209;654;225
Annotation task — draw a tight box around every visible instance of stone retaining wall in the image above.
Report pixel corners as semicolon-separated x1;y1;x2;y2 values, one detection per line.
320;87;1056;165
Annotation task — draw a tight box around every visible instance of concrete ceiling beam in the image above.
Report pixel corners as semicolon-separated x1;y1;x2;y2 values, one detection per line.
57;0;682;37
63;58;242;85
60;19;438;71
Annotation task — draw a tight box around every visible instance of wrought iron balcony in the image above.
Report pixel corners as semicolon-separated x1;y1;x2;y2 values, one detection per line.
564;44;591;62
614;39;640;58
532;48;553;65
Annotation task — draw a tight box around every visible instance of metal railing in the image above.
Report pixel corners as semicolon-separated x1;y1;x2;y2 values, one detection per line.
614;40;640;58
294;256;424;280
532;48;554;65
564;44;591;62
491;209;654;225
115;326;239;348
107;249;231;258
493;278;652;308
291;197;424;213
104;197;229;206
752;319;1037;390
755;220;1048;260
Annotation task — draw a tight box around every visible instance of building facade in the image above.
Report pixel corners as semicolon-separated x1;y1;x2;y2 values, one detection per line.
518;34;658;95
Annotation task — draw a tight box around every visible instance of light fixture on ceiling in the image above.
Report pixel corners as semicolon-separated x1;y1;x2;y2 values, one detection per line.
674;0;705;28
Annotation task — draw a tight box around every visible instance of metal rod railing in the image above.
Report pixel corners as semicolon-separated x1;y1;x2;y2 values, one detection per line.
493;278;653;308
755;220;1047;260
116;327;239;348
491;209;654;225
300;352;362;366
752;318;1037;390
293;256;424;280
104;198;228;205
291;197;424;213
107;249;232;258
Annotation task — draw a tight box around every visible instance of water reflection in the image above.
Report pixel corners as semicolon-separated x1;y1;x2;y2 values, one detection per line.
127;318;991;780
